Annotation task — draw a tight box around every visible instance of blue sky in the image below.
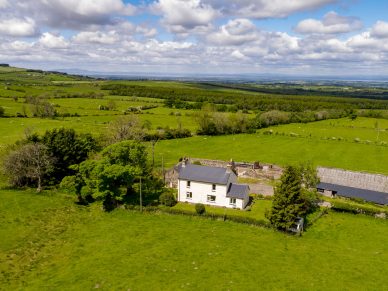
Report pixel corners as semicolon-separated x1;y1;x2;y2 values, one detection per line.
1;0;388;76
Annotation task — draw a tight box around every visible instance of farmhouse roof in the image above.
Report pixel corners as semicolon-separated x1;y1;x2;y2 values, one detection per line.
317;182;388;205
178;164;232;185
226;183;249;199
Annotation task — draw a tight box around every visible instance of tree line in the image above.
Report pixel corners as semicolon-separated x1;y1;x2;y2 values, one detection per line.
101;83;388;111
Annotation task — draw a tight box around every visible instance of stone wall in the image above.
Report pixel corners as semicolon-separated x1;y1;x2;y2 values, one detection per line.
318;167;388;192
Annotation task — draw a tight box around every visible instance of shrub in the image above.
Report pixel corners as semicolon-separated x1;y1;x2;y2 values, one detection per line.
159;192;177;207
195;203;206;215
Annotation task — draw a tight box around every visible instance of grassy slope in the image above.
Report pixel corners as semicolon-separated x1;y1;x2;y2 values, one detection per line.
0;190;387;290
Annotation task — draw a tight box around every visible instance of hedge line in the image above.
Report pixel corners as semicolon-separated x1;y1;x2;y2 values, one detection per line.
330;200;388;218
126;205;271;228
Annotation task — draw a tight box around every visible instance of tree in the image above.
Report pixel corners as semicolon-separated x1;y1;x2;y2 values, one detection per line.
107;115;147;143
27;96;57;118
266;166;306;231
40;128;98;184
298;162;320;189
61;141;150;210
3;143;54;191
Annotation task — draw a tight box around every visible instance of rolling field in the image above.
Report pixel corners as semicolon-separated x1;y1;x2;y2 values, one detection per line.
1;69;388;290
0;190;387;290
155;129;388;174
265;117;388;143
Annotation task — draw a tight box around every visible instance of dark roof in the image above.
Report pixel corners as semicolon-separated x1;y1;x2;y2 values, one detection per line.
227;183;249;199
317;182;388;205
178;164;232;185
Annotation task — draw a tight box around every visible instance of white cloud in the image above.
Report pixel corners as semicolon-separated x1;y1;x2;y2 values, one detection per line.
0;18;38;37
151;0;219;34
7;0;136;29
206;19;260;46
370;21;388;38
73;31;120;44
38;32;69;49
295;11;362;35
0;0;9;9
207;0;336;19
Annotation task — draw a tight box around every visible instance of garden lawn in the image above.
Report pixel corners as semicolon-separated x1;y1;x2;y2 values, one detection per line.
0;190;387;290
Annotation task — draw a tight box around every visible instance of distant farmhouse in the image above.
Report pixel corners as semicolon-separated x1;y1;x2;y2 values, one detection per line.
177;159;250;209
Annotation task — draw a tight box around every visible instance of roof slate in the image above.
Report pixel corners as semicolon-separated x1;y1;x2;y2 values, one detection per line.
317;182;388;205
178;164;232;185
227;183;249;199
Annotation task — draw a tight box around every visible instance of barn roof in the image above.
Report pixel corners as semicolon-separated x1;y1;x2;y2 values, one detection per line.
178;164;233;185
226;183;249;199
317;182;388;205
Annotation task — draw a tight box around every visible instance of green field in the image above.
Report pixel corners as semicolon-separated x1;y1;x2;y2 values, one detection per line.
1;68;388;290
1;190;387;290
155;130;387;173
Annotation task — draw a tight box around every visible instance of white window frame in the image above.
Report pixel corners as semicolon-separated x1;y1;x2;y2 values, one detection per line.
186;181;191;188
212;184;216;192
186;192;192;199
230;198;237;205
207;195;216;203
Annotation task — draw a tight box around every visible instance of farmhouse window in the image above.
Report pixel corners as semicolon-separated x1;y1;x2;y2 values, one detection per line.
212;184;216;191
186;192;192;199
186;181;191;188
230;198;237;205
207;195;216;203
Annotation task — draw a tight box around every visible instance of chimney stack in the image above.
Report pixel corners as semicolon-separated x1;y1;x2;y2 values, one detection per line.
226;158;235;173
182;157;188;168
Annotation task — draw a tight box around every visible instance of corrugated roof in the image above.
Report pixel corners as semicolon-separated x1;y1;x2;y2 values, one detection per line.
178;164;232;185
317;182;388;205
227;183;249;199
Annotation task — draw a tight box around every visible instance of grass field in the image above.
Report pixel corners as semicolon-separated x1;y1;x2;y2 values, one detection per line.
155;130;388;174
1;190;387;290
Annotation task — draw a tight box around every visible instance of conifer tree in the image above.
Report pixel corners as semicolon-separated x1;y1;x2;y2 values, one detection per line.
266;166;306;231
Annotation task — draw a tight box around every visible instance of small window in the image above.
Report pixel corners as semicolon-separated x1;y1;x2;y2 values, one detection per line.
186;192;192;199
207;195;216;203
212;184;216;191
230;198;237;205
186;181;191;188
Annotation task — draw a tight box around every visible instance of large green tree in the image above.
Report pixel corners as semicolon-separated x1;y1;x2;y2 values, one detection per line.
266;166;306;231
61;140;150;210
39;128;98;183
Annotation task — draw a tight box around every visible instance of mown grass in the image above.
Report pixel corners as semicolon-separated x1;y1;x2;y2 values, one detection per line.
0;190;387;290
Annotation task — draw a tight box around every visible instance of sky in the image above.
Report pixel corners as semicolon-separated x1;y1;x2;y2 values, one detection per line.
1;0;388;76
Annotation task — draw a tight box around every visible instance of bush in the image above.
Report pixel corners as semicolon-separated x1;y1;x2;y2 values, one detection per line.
195;203;206;215
159;192;177;207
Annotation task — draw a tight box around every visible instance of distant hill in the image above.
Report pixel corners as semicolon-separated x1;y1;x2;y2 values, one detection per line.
0;65;95;85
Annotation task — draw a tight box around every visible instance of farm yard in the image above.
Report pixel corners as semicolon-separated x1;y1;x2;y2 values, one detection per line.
1;67;388;290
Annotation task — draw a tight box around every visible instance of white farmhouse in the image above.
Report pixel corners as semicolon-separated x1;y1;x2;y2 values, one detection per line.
177;161;250;209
